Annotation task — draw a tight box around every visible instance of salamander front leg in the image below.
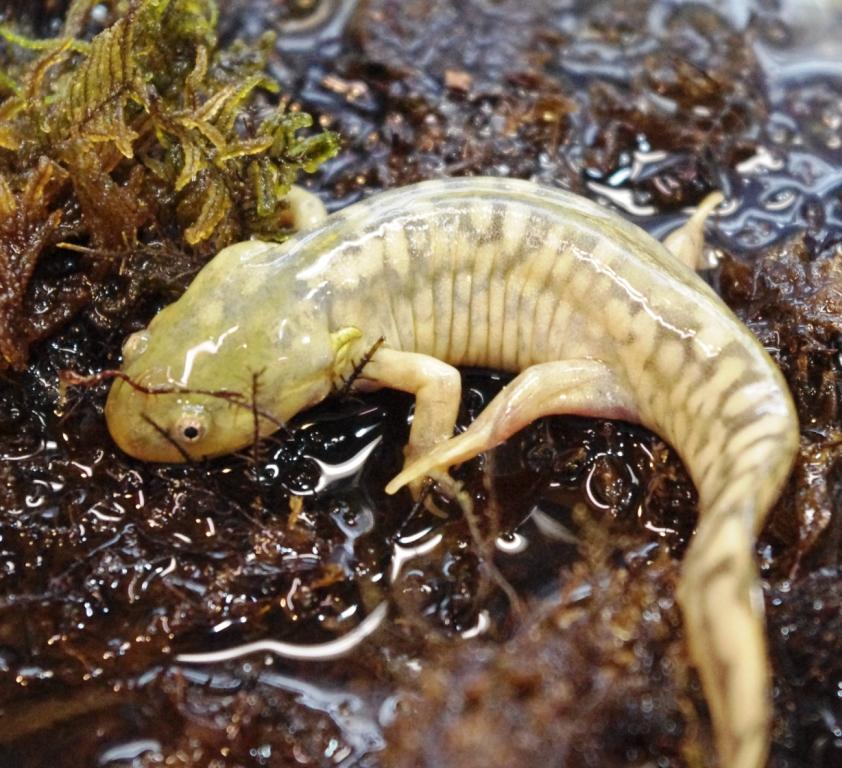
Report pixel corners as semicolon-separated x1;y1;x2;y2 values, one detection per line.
355;347;462;498
386;359;637;495
287;185;328;231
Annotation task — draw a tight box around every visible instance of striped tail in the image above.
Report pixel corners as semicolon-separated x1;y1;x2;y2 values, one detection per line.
667;349;797;768
678;499;772;768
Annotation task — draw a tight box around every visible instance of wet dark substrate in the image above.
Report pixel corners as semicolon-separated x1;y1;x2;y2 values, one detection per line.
1;2;841;767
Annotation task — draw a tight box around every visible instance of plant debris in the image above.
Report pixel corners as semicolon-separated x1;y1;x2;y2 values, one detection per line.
0;0;339;371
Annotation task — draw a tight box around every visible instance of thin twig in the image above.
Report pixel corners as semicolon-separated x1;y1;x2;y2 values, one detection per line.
61;367;289;434
251;370;263;469
140;413;193;462
336;336;385;398
396;478;441;537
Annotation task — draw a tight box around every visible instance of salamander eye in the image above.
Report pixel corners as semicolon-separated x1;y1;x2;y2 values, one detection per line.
175;414;207;443
122;331;150;362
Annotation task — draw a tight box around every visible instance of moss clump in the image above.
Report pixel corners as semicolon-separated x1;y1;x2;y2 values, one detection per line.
0;0;340;370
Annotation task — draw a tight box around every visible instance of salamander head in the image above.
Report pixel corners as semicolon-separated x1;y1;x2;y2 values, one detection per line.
105;241;339;463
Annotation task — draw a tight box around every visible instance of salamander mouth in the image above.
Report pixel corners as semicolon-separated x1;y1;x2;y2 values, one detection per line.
104;379;187;463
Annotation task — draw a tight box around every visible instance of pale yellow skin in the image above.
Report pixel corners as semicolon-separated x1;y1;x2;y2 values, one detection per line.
105;177;799;768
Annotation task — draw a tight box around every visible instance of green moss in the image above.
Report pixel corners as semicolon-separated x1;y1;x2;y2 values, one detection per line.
0;0;340;370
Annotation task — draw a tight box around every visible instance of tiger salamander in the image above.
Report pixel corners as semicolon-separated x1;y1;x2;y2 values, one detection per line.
105;177;799;768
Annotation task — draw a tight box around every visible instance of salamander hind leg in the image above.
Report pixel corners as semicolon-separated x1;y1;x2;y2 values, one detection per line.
385;359;637;495
663;191;725;269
